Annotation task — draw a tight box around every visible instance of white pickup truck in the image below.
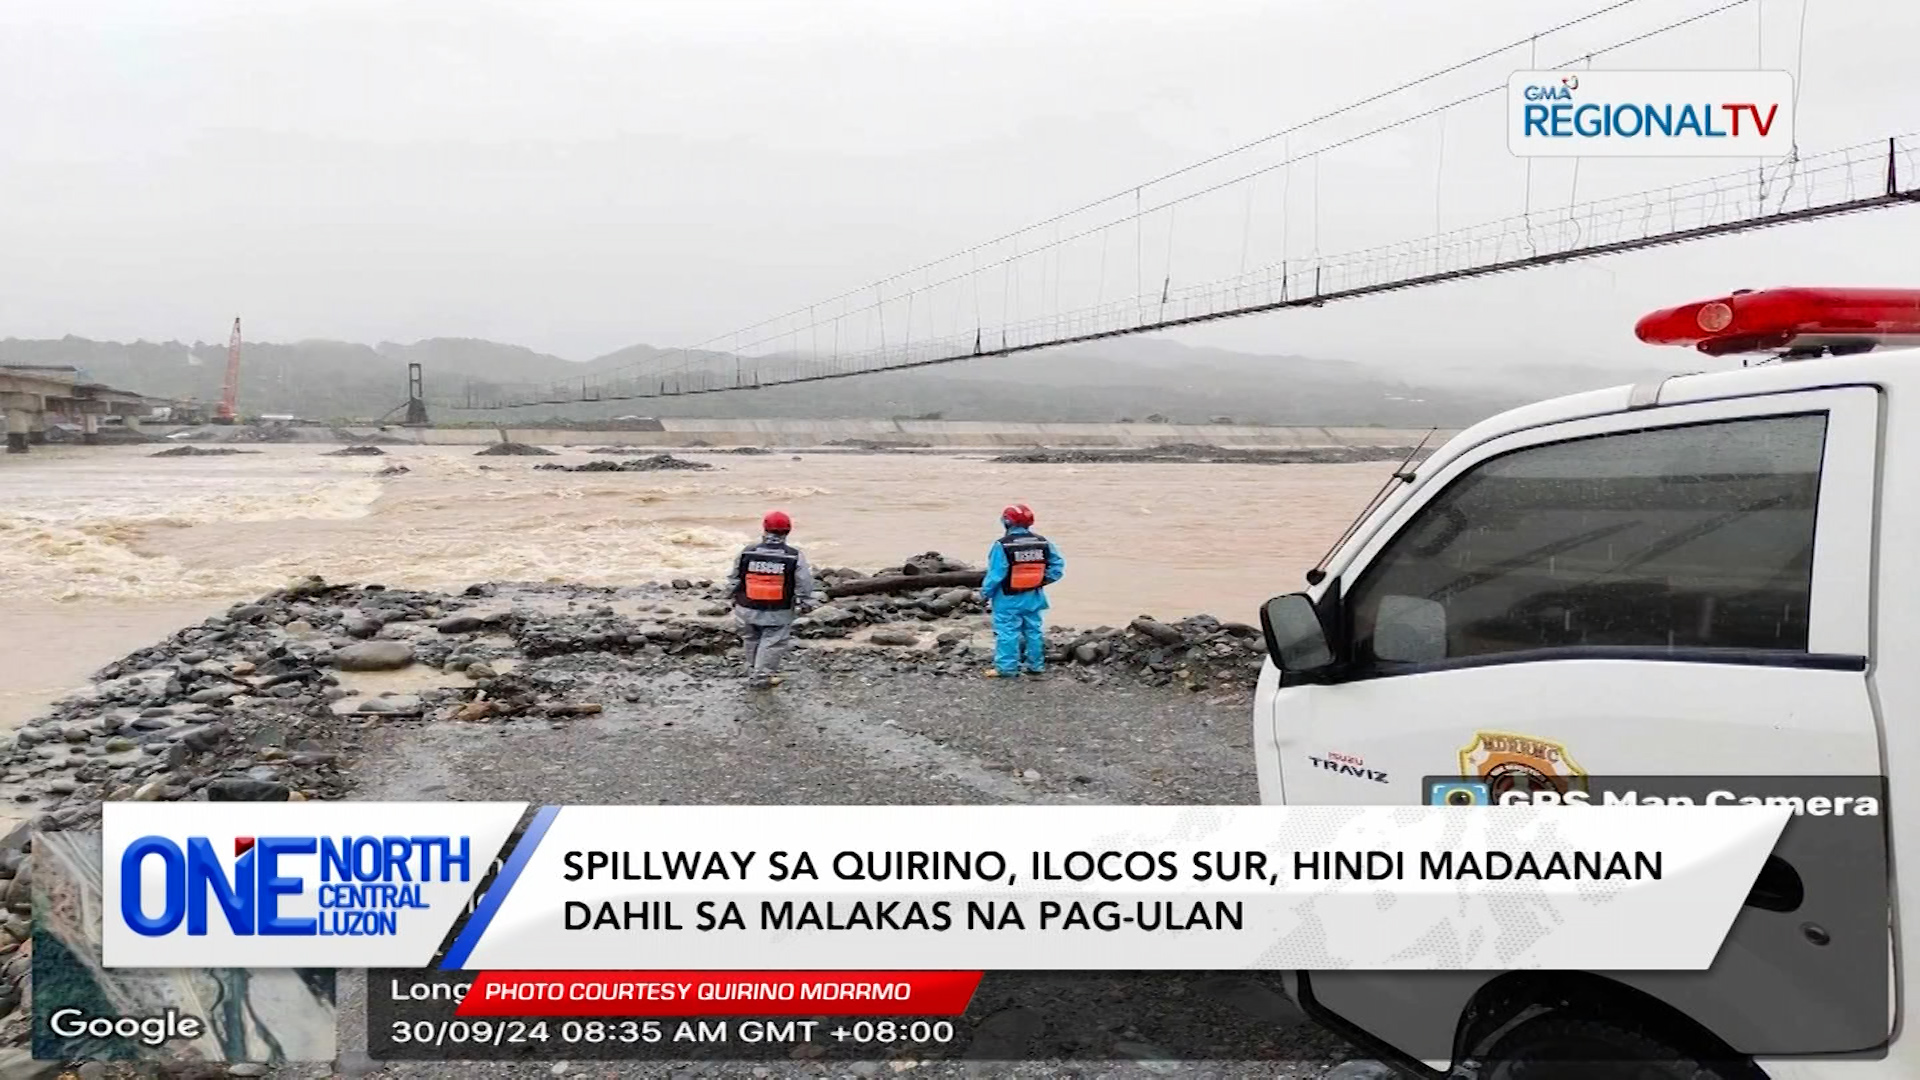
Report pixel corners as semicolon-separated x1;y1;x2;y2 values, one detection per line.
1252;287;1920;1078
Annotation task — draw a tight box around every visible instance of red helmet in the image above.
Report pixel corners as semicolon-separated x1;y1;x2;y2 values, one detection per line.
1001;504;1034;527
763;510;792;533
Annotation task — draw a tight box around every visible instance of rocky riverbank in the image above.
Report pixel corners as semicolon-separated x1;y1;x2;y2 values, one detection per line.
149;445;261;458
4;557;1267;825
532;455;713;472
0;560;1271;1063
472;441;554;456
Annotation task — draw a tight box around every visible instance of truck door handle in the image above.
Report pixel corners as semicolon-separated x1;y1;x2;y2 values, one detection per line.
1745;855;1804;913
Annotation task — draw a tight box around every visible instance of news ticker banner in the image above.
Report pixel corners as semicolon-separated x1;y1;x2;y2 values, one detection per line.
106;800;1790;972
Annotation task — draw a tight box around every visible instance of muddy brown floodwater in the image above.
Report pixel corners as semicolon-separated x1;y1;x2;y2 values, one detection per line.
0;443;1393;730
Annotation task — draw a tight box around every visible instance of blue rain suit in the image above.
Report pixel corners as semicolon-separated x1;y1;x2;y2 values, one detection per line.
980;525;1065;675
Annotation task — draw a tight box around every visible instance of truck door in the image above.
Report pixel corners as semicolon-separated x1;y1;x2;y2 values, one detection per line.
1265;386;1888;1057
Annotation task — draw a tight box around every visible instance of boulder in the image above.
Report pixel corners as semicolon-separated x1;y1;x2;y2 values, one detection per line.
332;641;416;671
206;778;292;802
1129;616;1187;645
870;630;921;647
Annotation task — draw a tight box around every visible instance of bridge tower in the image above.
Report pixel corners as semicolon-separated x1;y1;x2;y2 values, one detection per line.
403;363;430;426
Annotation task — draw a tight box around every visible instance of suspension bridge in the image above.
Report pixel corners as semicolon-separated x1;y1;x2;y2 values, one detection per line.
433;0;1920;415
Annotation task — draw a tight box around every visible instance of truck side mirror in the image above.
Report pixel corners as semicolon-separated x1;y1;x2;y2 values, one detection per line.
1260;593;1335;674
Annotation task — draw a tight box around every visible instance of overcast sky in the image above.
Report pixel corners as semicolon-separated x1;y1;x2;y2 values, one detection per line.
2;0;1915;376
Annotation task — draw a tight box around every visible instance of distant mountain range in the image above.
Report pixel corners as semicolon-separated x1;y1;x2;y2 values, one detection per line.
0;333;1676;428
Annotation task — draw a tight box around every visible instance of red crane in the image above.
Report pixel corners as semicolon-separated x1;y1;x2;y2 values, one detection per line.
214;317;242;424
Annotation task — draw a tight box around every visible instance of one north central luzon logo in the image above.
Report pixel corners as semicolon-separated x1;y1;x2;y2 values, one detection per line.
1521;77;1781;141
119;834;472;937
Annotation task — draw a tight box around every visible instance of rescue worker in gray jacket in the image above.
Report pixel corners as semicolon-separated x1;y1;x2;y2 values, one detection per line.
725;510;816;689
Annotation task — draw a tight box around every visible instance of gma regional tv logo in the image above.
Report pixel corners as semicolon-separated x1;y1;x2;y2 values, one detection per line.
118;833;473;937
1507;69;1794;158
103;802;527;968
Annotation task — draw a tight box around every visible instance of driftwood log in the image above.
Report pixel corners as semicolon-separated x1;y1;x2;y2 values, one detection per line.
824;570;985;599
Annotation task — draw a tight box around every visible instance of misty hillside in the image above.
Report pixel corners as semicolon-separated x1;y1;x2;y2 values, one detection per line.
0;334;1670;427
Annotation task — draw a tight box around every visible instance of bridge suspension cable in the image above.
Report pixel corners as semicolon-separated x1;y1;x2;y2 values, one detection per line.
438;0;1920;413
442;133;1918;411
592;0;1671;381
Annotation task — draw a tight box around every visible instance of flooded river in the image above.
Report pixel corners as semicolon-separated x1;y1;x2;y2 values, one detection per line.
0;443;1393;728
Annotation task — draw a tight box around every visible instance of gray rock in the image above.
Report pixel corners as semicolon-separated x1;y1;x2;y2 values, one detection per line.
228;1065;269;1078
464;662;497;680
189;685;241;704
103;736;136;752
206;778;292;802
355;698;396;713
181;723;230;751
1130;615;1187;645
436;613;488;634
869;630;921;647
342;614;381;638
333;640;415;671
1073;643;1103;664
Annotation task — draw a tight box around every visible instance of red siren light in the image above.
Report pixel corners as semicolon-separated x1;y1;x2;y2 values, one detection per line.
1635;287;1920;357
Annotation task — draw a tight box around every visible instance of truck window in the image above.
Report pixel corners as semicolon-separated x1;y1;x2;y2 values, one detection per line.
1345;412;1826;665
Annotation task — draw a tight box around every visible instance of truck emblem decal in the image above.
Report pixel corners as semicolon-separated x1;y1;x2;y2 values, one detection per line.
1459;731;1587;800
1308;751;1388;784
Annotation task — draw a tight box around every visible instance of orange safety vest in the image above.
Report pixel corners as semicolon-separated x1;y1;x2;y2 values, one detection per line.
735;542;799;610
999;533;1052;594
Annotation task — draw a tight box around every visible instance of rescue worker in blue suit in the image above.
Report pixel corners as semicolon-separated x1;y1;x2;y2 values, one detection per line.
979;503;1065;678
